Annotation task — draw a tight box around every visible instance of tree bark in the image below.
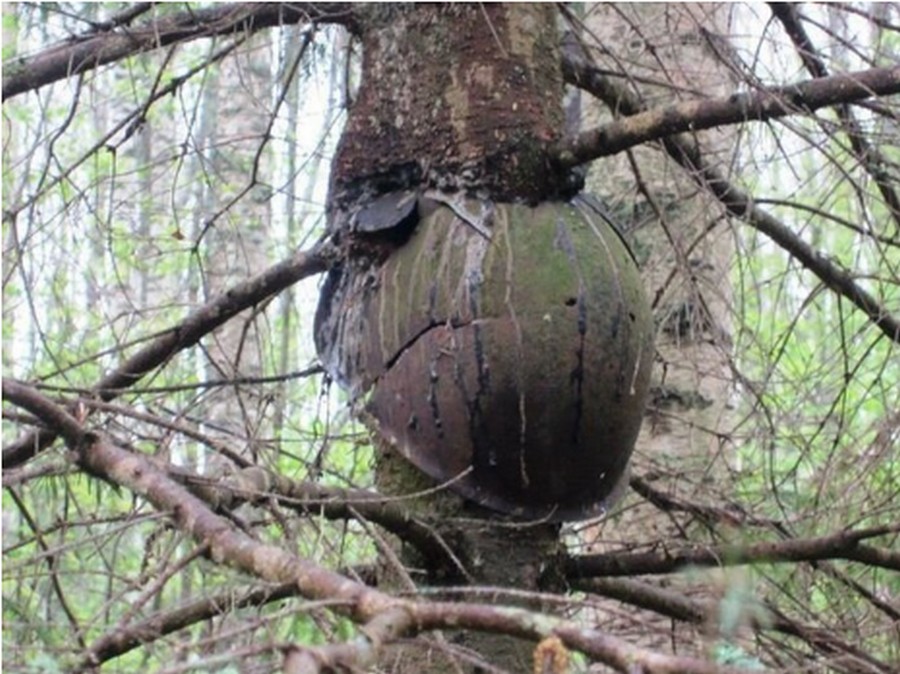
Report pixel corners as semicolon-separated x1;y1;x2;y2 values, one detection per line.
321;5;573;672
577;1;744;660
328;4;569;209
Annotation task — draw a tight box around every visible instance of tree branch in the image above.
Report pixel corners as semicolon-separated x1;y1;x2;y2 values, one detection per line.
3;380;757;674
561;51;900;344
166;463;468;577
627;474;900;609
630;474;785;529
769;2;900;232
76;582;299;671
556;64;900;166
33;367;325;397
2;379;86;447
565;524;900;578
2;241;336;469
2;2;356;99
574;577;896;674
664;137;900;343
82;3;155;33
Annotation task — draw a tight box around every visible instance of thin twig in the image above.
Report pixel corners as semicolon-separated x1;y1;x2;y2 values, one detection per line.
3;3;357;99
2;241;335;469
561;51;900;344
769;2;900;232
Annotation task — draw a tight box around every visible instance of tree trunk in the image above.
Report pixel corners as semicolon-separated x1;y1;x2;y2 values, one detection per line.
580;3;743;660
327;4;569;208
198;34;272;468
320;5;574;671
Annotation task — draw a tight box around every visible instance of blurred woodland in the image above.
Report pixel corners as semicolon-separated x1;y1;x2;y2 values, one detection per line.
2;3;899;673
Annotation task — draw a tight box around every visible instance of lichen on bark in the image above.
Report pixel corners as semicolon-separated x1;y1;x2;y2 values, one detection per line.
329;3;569;211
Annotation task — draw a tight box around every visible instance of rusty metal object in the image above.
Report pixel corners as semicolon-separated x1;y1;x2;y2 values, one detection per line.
315;197;654;521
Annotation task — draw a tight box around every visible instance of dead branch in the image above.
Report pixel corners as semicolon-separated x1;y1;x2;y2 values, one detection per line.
561;51;900;344
565;523;900;578
76;582;298;671
82;3;154;33
2;3;355;99
1;241;336;469
7;35;247;221
164;463;467;576
32;367;325;397
575;577;895;674
630;474;785;529
556;63;900;166
769;2;900;231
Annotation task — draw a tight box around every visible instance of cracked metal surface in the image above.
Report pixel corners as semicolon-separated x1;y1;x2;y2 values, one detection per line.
315;198;653;521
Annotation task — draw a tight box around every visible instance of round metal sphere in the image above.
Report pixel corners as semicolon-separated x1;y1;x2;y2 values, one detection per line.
320;197;654;521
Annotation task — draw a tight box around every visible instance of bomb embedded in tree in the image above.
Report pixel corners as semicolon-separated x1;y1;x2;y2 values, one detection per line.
315;193;653;521
313;3;653;521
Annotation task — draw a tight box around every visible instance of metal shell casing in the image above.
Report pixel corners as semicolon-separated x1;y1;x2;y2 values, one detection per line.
316;198;654;521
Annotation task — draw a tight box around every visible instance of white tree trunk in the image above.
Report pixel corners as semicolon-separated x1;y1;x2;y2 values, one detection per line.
582;2;744;659
196;36;273;467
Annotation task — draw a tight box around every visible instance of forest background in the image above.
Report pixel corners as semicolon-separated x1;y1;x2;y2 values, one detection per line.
2;3;899;674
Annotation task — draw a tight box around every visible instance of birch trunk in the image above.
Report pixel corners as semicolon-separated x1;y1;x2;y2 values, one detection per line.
581;3;743;658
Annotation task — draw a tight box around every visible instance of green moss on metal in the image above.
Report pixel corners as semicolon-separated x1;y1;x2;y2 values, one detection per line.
359;199;653;521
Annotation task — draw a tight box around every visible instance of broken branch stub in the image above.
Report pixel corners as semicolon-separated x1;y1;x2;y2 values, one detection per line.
316;198;653;521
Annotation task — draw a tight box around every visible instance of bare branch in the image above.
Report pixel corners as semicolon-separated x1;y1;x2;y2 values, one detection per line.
411;602;755;674
165;463;467;575
557;64;900;166
575;577;896;674
2;3;356;99
33;367;325;397
76;582;299;671
561;51;900;344
4;380;757;674
2;378;86;447
565;523;900;578
5;487;88;651
769;2;900;232
666;138;900;344
81;3;155;33
1;241;336;469
630;474;785;529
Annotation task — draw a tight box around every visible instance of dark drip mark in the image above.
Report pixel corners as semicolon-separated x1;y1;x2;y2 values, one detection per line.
427;358;444;439
570;288;587;444
470;322;494;467
558;217;588;446
577;292;588;337
473;322;491;396
613;366;626;404
467;270;482;319
610;305;621;339
464;256;493;472
427;282;438;324
554;216;579;263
